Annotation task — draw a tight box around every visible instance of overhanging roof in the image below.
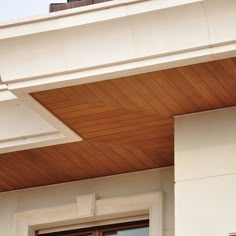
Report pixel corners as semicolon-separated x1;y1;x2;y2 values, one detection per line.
0;0;236;192
0;58;236;192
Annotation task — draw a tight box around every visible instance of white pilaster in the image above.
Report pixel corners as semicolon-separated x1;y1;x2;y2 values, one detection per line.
175;107;236;236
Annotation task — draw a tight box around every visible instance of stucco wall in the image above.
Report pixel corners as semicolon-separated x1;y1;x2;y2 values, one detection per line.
0;167;174;236
175;107;236;236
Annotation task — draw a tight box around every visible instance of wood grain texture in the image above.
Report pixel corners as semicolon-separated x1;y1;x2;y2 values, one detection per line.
0;58;236;192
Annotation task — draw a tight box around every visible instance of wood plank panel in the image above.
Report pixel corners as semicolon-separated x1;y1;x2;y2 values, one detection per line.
0;58;236;192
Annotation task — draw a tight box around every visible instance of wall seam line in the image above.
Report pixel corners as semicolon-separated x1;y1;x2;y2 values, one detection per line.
176;172;236;183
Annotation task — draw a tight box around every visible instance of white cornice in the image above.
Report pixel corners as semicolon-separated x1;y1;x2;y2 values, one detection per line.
0;0;202;39
7;40;236;94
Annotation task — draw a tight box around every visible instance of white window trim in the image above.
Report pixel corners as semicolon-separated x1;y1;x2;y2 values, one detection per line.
39;214;149;235
14;192;163;236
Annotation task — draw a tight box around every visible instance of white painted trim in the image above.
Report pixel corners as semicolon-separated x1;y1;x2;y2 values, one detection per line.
76;194;97;218
0;0;147;28
14;192;163;236
0;132;80;154
19;94;82;142
0;132;59;143
0;93;82;153
0;0;202;39
0;84;17;101
39;215;149;234
8;40;236;94
0;84;8;91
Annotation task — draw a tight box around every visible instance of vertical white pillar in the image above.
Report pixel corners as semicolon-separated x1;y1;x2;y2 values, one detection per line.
175;107;236;236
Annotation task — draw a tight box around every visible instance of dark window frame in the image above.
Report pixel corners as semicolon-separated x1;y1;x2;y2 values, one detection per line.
37;220;149;236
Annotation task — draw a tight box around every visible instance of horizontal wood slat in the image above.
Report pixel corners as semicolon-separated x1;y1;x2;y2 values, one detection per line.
0;58;235;192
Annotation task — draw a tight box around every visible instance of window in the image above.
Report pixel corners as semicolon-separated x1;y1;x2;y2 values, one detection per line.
39;220;149;236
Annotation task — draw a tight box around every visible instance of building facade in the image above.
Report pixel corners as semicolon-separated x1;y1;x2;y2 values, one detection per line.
0;0;236;236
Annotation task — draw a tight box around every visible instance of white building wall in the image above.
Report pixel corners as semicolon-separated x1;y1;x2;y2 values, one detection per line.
0;167;174;236
175;107;236;236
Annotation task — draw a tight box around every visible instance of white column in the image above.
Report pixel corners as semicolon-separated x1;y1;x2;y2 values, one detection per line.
175;107;236;236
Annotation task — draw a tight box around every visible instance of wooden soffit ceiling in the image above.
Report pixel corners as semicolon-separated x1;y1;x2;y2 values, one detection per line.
0;58;236;192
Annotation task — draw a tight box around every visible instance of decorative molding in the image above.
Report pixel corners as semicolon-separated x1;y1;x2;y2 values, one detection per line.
14;192;163;236
8;40;236;95
0;84;17;101
0;94;82;153
0;131;63;154
0;0;147;29
76;194;97;217
18;94;82;143
0;0;202;39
